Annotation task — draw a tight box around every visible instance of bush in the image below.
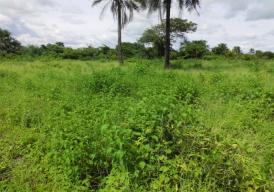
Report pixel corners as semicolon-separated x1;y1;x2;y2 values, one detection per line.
175;79;200;105
0;28;22;56
212;43;229;56
170;51;179;60
180;40;209;59
82;69;135;96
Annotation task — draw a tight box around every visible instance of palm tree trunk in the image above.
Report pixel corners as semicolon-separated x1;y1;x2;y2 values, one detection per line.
117;3;123;64
164;0;171;69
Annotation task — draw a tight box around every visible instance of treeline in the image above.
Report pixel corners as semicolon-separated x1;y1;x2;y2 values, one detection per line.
1;27;274;61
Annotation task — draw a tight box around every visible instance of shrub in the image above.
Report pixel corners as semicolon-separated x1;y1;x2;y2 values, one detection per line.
180;40;209;59
82;69;135;96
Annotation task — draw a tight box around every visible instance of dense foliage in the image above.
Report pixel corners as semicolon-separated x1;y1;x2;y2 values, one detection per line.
0;58;273;191
212;43;230;56
138;18;197;57
1;0;273;190
179;40;209;59
0;28;22;56
1;27;274;61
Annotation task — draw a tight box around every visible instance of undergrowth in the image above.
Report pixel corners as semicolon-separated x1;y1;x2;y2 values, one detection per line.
0;59;273;191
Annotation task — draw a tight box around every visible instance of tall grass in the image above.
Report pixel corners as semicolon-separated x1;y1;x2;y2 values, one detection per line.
0;58;273;191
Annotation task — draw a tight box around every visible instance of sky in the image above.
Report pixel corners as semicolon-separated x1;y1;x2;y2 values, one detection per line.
0;0;274;51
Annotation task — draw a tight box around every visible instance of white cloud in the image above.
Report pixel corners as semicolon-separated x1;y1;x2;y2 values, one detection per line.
246;0;274;21
0;0;55;16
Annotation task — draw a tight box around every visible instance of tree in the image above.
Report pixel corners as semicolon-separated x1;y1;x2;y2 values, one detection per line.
155;18;197;42
180;40;209;59
92;0;142;64
249;48;255;55
41;42;65;57
117;42;144;58
0;28;22;56
138;28;165;57
212;43;229;56
55;42;65;47
255;50;264;58
99;45;112;55
138;18;197;57
232;46;242;55
22;45;43;58
147;0;200;68
262;51;274;59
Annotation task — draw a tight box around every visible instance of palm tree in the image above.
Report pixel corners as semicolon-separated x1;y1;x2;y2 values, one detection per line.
92;0;142;64
147;0;200;68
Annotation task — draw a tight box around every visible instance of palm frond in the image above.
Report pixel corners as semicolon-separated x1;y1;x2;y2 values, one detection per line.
92;0;141;28
147;0;200;15
92;0;104;6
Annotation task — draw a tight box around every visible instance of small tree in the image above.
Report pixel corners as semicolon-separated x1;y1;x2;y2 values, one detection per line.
180;40;208;59
0;28;22;56
146;0;200;68
255;50;264;58
117;42;144;58
249;48;255;55
22;45;43;58
232;46;242;55
41;42;65;57
212;43;229;56
262;51;274;59
138;28;165;57
138;18;197;58
156;18;197;41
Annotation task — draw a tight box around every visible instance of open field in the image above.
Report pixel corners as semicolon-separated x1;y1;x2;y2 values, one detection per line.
0;59;273;191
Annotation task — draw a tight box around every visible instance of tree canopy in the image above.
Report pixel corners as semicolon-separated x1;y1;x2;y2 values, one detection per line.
180;40;209;59
138;18;197;57
145;0;200;68
0;28;22;55
212;43;229;56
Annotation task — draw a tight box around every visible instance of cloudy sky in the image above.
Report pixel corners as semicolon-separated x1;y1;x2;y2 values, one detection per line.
0;0;274;51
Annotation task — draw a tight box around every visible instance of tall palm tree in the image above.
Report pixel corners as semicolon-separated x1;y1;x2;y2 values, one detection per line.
147;0;200;68
92;0;142;64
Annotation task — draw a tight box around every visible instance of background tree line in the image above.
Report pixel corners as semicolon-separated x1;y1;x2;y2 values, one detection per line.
1;27;274;61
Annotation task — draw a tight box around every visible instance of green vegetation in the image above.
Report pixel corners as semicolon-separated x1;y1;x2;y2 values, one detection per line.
138;18;197;58
1;27;274;63
1;1;274;189
91;0;143;64
0;58;273;191
180;40;209;59
0;28;22;56
145;0;201;68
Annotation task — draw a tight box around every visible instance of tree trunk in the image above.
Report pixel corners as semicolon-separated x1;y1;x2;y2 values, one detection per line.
117;3;123;64
164;0;171;69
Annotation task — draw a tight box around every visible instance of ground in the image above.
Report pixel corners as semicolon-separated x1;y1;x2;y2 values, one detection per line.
0;58;273;191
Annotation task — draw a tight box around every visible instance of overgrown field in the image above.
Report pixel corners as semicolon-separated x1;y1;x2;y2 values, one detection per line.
0;58;273;191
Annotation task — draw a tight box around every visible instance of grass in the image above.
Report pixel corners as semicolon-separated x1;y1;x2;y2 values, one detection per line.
0;58;273;191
